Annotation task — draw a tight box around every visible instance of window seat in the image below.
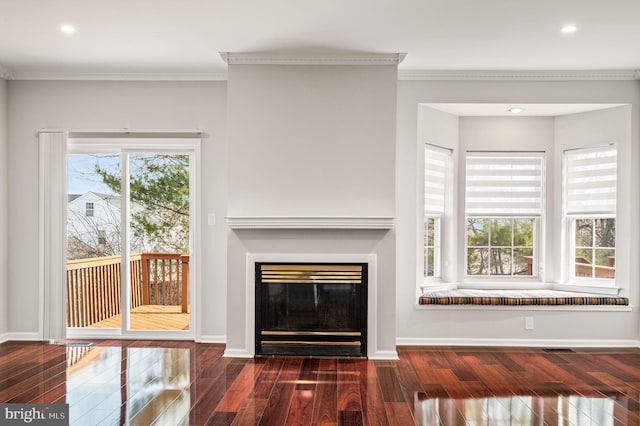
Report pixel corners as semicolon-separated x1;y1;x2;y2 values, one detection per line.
419;289;629;306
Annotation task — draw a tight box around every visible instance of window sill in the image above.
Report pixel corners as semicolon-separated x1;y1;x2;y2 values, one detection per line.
554;283;620;296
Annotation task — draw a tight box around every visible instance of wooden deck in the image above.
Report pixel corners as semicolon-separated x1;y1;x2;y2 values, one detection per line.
87;304;190;330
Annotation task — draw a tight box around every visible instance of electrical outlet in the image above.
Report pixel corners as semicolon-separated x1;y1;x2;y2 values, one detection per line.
525;316;534;330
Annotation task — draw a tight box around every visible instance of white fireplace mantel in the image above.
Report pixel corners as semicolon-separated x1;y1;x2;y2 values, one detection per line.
225;216;395;230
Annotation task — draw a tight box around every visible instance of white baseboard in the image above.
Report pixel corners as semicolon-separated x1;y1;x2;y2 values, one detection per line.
396;337;640;348
198;335;226;344
0;332;41;343
368;350;400;360
223;348;254;358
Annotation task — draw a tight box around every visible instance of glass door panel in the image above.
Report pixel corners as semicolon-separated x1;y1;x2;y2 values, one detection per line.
128;154;191;331
67;154;122;330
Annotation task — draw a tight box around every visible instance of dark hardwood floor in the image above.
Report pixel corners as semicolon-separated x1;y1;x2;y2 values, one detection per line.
1;340;638;425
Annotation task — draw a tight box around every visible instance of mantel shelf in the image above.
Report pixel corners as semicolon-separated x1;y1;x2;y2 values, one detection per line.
225;216;395;230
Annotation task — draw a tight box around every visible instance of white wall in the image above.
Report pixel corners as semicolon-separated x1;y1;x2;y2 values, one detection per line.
0;77;7;338
397;80;640;345
6;81;228;339
226;63;398;356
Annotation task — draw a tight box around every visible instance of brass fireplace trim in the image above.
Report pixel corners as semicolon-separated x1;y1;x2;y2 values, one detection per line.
261;331;361;337
261;264;363;284
262;341;361;347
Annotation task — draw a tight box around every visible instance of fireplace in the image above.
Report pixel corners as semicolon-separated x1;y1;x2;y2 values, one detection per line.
255;262;367;356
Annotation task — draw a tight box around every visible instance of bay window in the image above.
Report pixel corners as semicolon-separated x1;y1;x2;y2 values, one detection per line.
465;152;544;278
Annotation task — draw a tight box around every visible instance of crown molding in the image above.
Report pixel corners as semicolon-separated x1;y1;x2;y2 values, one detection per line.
0;64;11;80
399;69;640;81
4;67;638;82
226;216;395;229
8;71;228;81
220;52;407;66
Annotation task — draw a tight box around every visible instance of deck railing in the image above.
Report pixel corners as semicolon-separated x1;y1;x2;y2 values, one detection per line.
66;253;189;328
524;256;615;279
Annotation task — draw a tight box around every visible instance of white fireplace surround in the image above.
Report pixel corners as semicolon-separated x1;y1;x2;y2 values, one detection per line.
223;252;397;359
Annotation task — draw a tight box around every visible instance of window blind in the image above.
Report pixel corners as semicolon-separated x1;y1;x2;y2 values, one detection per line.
425;144;450;215
565;146;617;214
465;152;544;216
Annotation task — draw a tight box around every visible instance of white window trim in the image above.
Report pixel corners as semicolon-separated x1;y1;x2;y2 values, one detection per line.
462;151;546;285
421;143;453;289
561;145;618;293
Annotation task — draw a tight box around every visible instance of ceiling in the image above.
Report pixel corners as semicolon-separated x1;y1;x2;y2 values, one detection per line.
1;0;640;78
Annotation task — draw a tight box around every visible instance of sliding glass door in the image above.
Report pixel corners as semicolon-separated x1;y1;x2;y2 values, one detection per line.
126;153;191;331
66;139;198;338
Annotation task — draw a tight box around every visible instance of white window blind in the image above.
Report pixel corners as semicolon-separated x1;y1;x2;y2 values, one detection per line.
465;152;544;216
565;146;617;214
425;144;450;215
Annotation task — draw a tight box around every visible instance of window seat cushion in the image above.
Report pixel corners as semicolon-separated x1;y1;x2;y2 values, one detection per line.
419;289;629;306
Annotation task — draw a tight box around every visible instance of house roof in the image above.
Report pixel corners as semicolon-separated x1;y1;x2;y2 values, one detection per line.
68;191;121;209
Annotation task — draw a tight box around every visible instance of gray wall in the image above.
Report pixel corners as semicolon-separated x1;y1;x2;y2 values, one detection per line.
0;78;7;338
4;76;639;347
226;63;398;355
396;80;640;345
6;81;228;339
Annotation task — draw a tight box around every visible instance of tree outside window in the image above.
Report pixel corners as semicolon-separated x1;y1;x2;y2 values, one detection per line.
467;218;534;276
574;218;615;279
424;217;440;277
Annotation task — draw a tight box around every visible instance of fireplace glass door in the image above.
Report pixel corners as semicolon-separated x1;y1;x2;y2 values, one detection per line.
256;263;367;356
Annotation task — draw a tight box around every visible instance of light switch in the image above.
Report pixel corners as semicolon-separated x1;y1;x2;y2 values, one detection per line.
208;214;216;226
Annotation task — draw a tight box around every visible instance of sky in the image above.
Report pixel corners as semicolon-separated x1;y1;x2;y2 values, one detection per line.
67;154;119;195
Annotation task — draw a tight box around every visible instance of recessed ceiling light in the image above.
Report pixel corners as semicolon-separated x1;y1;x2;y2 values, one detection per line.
60;25;76;34
508;107;525;114
561;24;577;34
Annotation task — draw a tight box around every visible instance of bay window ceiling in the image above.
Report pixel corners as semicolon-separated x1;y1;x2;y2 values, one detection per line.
419;103;630;296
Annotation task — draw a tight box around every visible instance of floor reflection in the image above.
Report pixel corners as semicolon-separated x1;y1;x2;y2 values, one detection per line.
414;392;634;426
66;346;190;426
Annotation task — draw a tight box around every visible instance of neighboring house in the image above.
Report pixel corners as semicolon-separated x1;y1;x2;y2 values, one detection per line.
67;191;183;260
67;191;123;260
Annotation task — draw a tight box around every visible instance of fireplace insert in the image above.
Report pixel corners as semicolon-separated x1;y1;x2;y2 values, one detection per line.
255;262;367;357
